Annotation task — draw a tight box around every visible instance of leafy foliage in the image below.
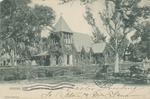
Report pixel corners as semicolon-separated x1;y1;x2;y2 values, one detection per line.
60;0;150;72
130;22;150;61
84;0;150;52
0;0;55;59
128;41;147;62
131;22;150;41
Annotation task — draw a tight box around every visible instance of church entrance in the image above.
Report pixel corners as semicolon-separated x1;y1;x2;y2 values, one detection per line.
67;54;69;65
66;54;72;66
56;56;59;65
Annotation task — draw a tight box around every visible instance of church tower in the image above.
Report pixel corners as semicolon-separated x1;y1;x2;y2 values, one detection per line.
54;16;73;44
49;16;74;66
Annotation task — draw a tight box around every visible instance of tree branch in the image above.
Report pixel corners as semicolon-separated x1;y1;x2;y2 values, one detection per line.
132;24;143;34
118;28;131;48
108;21;116;34
103;40;115;52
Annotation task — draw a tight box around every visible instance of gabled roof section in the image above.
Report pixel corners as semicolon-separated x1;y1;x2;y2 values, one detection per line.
73;33;106;53
0;53;11;59
54;16;72;33
92;42;106;53
73;32;94;52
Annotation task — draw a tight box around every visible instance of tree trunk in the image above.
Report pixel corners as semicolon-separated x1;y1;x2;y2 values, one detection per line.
114;52;119;73
148;38;150;59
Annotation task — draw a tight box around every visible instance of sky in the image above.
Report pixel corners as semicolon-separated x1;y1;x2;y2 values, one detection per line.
31;0;104;37
0;0;149;38
31;0;150;41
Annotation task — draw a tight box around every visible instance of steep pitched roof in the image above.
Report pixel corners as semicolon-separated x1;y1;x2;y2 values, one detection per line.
73;33;94;52
92;42;106;53
0;53;11;59
73;33;106;53
54;16;72;33
53;16;106;53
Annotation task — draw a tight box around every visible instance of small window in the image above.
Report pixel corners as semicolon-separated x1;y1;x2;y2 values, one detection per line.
67;54;70;65
64;33;72;44
56;56;59;65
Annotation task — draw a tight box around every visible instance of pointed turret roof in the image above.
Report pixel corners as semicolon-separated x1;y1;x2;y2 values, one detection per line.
54;16;72;33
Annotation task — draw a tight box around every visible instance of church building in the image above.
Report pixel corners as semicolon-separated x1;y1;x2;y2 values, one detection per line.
32;16;107;66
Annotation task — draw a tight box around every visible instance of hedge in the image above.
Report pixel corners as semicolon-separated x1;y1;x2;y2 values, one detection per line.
0;65;99;81
0;62;142;81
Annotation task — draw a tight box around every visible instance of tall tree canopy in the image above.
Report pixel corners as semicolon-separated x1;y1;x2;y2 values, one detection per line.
129;22;150;61
60;0;150;72
128;42;147;62
131;22;150;41
0;0;55;59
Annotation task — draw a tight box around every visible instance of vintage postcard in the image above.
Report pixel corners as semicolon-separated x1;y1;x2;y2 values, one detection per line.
0;0;150;99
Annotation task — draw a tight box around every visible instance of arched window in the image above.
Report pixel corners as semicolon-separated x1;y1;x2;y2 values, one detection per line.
67;54;70;65
56;56;59;65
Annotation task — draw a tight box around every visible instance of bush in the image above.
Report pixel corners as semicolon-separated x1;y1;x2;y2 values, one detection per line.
72;67;83;75
18;69;27;80
3;75;14;81
0;65;99;81
53;70;64;76
129;65;145;77
94;72;107;79
37;69;46;78
45;70;53;77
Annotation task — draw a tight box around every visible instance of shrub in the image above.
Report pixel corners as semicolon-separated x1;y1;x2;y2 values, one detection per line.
3;75;14;81
72;68;83;75
37;69;46;78
45;70;53;77
0;65;99;81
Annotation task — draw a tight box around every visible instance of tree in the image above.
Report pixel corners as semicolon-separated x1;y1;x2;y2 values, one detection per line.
130;22;150;61
60;0;150;73
0;0;55;61
131;22;150;41
128;42;147;62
